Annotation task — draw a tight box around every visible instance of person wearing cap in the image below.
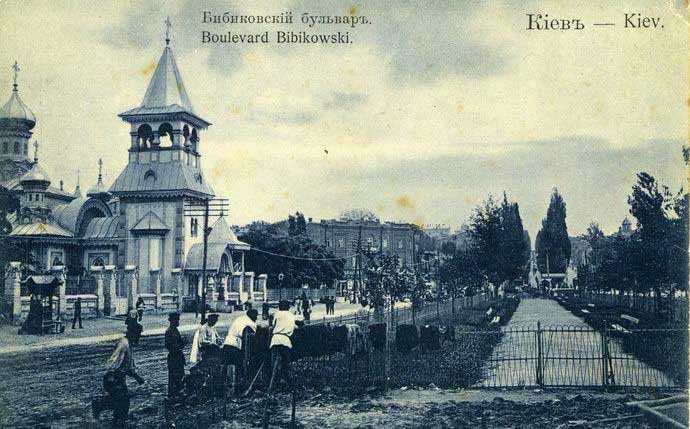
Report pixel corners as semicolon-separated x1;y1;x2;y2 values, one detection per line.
190;313;222;364
165;312;185;400
92;322;144;427
223;309;258;380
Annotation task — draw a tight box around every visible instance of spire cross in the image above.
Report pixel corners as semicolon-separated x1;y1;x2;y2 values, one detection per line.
12;61;20;90
98;158;103;181
33;140;39;162
165;17;172;45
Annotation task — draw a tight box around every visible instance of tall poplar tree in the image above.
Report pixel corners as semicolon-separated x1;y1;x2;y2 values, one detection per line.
535;188;571;273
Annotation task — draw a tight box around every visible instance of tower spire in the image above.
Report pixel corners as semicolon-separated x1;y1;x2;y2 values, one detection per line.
165;16;172;46
12;61;20;91
98;158;103;181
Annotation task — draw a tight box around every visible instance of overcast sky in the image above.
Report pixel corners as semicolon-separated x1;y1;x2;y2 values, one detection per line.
1;0;687;239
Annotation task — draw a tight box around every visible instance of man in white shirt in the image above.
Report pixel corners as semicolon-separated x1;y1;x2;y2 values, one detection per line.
222;309;258;374
270;300;300;385
190;313;222;364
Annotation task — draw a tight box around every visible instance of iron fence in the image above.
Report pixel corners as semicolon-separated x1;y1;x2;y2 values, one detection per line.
480;323;684;389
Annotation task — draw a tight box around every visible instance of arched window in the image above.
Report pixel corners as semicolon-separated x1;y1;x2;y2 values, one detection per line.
144;170;157;182
14;142;19;154
182;125;190;147
137;124;153;148
158;123;174;146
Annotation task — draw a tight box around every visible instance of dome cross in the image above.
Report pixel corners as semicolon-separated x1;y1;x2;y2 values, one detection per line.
12;61;20;91
165;16;172;45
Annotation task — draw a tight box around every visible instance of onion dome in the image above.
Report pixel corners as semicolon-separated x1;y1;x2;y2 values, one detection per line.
0;62;36;129
20;161;50;185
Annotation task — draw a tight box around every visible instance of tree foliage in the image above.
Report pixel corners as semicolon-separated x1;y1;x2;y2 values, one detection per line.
535;188;571;273
238;221;344;289
464;193;530;293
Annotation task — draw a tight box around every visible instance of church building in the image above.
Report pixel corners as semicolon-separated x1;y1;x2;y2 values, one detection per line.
1;29;260;321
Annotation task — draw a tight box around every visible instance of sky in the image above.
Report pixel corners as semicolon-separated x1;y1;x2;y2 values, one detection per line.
0;0;688;239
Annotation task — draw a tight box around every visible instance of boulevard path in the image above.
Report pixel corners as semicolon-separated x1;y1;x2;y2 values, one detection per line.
481;298;674;388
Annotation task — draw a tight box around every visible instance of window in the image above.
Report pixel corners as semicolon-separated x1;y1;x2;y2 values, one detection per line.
149;238;161;271
366;237;374;247
14;142;19;154
28;194;32;201
398;240;404;249
338;239;344;248
23;142;27;155
383;239;388;248
190;218;198;237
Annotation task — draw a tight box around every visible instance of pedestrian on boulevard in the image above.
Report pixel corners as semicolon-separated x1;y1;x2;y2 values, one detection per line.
92;322;145;428
71;297;83;329
135;297;145;322
262;301;270;320
165;312;185;400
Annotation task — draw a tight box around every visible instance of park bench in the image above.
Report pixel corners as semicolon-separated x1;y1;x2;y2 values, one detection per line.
581;309;590;314
587;303;595;308
620;314;640;325
610;323;630;334
620;314;640;331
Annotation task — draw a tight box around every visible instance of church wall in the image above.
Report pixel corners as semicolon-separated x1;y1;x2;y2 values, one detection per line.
123;199;179;293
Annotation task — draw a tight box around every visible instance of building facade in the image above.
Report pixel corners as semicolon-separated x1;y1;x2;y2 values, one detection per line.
1;34;258;321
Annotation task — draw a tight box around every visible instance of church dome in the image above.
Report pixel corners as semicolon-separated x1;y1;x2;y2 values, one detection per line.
0;87;36;129
20;162;50;184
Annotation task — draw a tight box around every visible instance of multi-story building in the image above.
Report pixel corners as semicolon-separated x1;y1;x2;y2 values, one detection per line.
303;218;433;278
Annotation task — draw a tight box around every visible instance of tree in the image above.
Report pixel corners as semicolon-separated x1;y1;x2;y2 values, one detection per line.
239;222;343;290
439;249;483;313
466;193;528;296
536;188;571;274
287;211;307;236
498;193;530;282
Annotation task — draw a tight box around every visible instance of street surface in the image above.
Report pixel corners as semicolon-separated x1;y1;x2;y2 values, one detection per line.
0;301;365;428
482;298;674;388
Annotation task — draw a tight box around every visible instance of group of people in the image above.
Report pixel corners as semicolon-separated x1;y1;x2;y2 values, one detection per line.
93;300;301;427
324;296;337;315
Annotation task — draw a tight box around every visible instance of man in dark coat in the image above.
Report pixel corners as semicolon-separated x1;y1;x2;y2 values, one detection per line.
72;297;83;329
165;312;185;400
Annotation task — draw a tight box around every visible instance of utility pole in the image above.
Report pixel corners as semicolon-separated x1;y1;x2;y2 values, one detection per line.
184;197;229;323
355;224;362;303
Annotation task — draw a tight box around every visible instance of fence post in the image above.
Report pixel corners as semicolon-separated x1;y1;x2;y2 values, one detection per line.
601;319;609;388
536;321;544;387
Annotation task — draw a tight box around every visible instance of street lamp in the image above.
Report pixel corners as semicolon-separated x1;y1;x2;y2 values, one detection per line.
278;272;284;301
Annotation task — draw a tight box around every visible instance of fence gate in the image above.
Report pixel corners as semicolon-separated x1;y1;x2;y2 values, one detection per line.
481;323;681;389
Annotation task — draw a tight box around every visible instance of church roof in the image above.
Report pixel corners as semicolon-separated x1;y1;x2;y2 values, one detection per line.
130;211;169;233
0;87;36;128
83;215;120;239
109;162;214;197
185;242;230;272
209;216;250;250
9;222;73;238
141;46;193;111
86;178;109;198
20;162;50;184
118;46;210;128
52;198;87;233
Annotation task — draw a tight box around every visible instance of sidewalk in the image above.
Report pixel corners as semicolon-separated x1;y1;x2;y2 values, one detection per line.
0;301;367;355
